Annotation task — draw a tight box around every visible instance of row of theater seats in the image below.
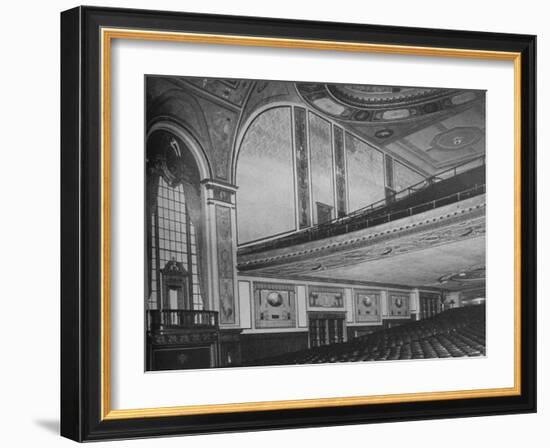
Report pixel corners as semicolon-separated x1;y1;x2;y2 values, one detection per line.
249;305;486;366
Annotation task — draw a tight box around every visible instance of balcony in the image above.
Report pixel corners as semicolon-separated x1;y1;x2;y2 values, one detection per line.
238;156;485;257
147;309;219;332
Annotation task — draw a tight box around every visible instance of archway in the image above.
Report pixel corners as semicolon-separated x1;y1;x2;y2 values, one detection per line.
145;125;210;312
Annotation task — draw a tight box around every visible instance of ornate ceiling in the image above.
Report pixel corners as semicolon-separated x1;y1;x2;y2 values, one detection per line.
295;82;485;174
153;75;485;181
185;77;252;108
295;82;470;123
437;264;486;289
385;102;486;172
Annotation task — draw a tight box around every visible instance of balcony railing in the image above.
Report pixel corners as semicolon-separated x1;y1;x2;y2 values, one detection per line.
147;309;219;332
238;156;485;257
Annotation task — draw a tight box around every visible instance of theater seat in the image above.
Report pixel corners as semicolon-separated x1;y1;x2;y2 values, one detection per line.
246;305;486;367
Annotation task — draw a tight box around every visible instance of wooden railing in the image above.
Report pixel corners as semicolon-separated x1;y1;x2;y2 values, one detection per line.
147;309;219;331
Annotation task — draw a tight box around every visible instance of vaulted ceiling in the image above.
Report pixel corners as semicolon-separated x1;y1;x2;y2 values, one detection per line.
163;76;485;180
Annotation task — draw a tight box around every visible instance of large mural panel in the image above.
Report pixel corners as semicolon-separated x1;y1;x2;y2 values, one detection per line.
346;133;385;212
236;107;296;243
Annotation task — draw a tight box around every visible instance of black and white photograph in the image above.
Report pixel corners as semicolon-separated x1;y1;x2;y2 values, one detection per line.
0;0;542;444
145;76;487;371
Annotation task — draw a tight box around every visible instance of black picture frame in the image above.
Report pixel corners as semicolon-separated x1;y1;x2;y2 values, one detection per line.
61;5;536;442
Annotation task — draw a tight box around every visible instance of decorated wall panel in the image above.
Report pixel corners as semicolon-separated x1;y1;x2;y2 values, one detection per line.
294;107;312;228
216;205;236;324
385;154;394;189
333;126;347;217
186;77;252;107
308;112;335;223
254;282;296;328
355;290;382;322
236;107;295;243
308;286;344;308
388;292;411;317
195;96;239;180
345;133;385;212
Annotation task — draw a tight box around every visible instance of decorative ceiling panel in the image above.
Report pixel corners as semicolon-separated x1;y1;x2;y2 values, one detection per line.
295;82;481;124
186;77;252;107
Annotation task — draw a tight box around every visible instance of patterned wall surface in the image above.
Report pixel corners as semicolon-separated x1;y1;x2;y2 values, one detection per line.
355;290;382;322
345;133;385;212
236;107;295;243
385;154;395;189
308;112;334;223
333;126;347;217
388;292;411;317
308;286;344;308
294;107;312;228
216;205;236;324
254;282;296;328
197;98;239;180
186;77;252;107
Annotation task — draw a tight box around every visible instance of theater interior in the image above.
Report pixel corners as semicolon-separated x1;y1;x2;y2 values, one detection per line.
145;76;486;371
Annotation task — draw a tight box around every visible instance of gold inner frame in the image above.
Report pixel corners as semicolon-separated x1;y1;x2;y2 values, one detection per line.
100;27;522;420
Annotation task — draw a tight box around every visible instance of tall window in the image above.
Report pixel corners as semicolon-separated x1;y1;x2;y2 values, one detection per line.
149;176;203;310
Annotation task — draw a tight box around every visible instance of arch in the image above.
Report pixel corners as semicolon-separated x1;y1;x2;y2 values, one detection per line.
234;106;297;244
147;121;213;181
231;101;305;184
145;123;211;312
147;82;215;160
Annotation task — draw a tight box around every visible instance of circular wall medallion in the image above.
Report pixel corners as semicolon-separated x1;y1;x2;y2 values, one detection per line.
266;292;283;307
362;296;373;307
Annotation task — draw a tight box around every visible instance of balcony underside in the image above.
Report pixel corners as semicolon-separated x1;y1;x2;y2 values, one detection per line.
237;195;486;291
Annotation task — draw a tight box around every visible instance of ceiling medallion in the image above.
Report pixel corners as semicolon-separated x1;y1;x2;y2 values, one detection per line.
374;128;393;138
431;126;483;151
375;128;394;139
326;84;451;108
438;265;486;284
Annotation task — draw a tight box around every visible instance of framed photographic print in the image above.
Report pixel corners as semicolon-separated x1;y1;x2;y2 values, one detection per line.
60;6;536;442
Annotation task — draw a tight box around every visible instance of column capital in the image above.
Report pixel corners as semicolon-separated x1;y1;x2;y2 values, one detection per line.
201;178;239;192
202;179;238;206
